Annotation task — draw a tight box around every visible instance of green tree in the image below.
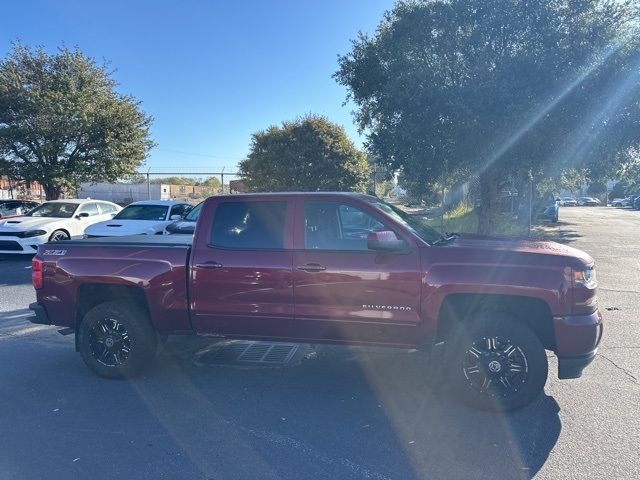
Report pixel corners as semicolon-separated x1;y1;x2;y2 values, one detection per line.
336;0;640;233
239;115;370;192
0;44;154;199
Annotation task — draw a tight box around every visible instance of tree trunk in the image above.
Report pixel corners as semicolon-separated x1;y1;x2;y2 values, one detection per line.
43;183;62;200
477;170;499;235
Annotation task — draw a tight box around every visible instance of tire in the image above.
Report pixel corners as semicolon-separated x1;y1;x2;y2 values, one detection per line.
78;300;157;378
444;313;548;411
49;229;69;242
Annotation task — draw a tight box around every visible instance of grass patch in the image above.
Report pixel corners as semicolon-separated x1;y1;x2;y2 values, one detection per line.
425;203;529;237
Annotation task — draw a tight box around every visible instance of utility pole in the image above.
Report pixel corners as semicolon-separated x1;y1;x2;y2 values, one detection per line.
372;167;377;196
528;179;533;237
440;169;446;232
146;167;151;200
220;167;225;194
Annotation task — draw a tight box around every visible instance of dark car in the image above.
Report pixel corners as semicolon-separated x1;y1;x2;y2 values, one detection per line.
577;197;600;206
29;192;602;411
0;200;39;219
165;201;203;235
539;200;559;223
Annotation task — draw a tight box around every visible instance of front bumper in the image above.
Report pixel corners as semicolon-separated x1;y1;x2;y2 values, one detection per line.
554;310;603;379
28;302;51;325
0;234;48;254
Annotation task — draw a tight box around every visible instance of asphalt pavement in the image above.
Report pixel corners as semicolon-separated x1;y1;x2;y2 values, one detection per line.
0;206;638;479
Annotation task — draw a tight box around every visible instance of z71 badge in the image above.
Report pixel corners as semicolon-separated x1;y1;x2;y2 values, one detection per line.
42;249;67;256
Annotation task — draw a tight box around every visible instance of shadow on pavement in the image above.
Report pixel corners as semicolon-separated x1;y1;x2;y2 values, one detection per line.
0;321;561;480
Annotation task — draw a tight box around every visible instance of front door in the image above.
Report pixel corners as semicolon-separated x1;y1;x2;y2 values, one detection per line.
189;199;294;337
292;200;422;344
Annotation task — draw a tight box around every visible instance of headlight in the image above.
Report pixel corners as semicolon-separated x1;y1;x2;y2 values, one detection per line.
19;230;47;238
573;268;597;289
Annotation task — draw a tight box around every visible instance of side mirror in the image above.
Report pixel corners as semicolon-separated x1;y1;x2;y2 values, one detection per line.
170;214;182;221
76;212;90;219
110;213;117;218
367;231;406;252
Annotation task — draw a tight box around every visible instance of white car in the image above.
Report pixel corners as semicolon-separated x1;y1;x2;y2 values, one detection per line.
0;199;121;254
83;200;192;238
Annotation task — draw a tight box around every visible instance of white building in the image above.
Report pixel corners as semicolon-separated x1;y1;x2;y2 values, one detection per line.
79;183;171;205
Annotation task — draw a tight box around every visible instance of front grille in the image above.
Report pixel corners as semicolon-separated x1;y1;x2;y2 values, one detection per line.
0;232;21;237
0;240;23;251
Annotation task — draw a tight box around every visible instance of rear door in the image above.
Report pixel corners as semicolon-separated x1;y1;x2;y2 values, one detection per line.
292;199;423;344
189;199;294;337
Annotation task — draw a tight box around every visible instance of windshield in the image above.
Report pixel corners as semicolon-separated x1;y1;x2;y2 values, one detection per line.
114;204;169;221
371;199;442;244
184;202;203;221
26;202;78;218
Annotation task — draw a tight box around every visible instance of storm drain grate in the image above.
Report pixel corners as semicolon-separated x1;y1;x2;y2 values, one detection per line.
197;341;300;366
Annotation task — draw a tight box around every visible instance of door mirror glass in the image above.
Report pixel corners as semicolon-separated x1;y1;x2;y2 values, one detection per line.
76;212;90;219
367;230;406;252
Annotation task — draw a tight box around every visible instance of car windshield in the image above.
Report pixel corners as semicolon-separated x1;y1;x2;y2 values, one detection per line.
184;202;203;221
113;204;169;221
25;202;78;218
370;199;443;244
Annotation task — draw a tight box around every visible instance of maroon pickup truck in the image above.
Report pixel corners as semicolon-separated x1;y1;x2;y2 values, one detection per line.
29;192;603;410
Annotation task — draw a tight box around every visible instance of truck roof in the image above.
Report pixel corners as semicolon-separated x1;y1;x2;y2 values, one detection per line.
209;192;378;201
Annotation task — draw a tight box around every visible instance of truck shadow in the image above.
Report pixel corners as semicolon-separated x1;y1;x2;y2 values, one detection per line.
1;316;560;480
147;338;561;480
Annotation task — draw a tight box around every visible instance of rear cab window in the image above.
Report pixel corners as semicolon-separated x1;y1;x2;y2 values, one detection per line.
210;201;289;250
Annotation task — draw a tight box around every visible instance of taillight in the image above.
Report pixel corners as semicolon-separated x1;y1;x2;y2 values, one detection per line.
32;257;43;290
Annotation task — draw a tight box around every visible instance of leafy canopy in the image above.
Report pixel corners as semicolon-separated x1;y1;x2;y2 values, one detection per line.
336;0;640;231
239;114;371;192
0;44;154;199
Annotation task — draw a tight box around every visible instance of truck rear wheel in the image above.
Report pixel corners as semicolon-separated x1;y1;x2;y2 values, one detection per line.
444;314;548;411
78;300;157;378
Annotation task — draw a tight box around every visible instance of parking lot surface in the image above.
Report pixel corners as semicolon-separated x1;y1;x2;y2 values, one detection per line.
0;206;638;479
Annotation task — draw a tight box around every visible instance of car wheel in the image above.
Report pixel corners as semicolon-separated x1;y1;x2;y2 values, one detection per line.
444;313;548;411
49;229;69;242
78;300;157;378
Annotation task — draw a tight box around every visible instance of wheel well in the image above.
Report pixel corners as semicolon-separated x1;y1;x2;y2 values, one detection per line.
436;293;556;350
76;284;149;326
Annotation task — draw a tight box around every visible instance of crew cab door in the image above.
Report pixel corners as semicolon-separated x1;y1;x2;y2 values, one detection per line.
292;200;422;344
189;199;294;336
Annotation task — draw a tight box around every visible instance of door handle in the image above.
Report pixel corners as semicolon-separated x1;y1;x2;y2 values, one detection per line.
196;262;223;269
296;263;326;272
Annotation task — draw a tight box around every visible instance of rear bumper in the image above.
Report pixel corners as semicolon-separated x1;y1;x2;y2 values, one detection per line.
554;310;603;379
28;302;51;325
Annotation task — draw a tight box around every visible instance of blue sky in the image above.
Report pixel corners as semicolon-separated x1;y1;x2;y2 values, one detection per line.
2;0;393;175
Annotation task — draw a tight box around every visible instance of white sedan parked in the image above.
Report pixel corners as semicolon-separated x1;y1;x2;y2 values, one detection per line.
83;200;192;238
0;199;121;254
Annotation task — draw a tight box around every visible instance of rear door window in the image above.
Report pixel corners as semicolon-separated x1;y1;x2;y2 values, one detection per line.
211;201;287;250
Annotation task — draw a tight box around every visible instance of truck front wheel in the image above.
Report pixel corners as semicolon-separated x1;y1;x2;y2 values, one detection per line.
78;300;158;378
444;314;548;411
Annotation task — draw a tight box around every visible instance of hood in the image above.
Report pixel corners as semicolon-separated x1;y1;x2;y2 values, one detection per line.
442;233;593;269
85;219;169;237
0;216;63;231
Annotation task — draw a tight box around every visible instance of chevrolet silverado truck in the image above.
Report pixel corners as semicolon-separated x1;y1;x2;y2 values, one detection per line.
28;193;603;410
